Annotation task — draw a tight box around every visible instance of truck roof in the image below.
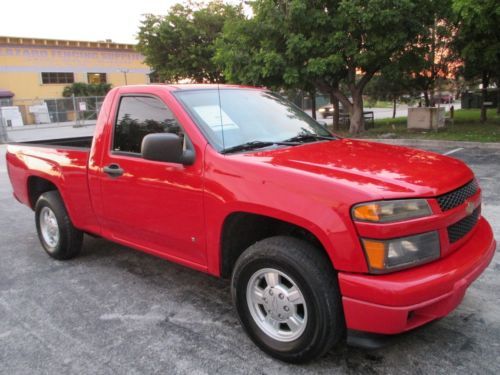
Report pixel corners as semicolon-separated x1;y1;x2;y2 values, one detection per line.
118;84;265;91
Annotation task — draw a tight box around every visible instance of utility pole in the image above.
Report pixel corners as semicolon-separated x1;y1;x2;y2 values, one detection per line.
72;94;81;128
120;69;129;85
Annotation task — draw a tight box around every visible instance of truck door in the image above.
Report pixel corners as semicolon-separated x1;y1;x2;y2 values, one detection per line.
98;94;206;267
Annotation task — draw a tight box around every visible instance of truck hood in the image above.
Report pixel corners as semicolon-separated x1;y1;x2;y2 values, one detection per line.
235;139;473;199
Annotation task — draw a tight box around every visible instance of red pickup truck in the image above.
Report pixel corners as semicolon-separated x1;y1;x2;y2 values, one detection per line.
6;85;496;363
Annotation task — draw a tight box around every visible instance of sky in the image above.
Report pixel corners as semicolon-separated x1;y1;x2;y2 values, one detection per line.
0;0;241;44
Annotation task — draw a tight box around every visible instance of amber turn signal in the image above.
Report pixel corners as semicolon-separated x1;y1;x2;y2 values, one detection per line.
361;231;440;273
352;199;432;223
353;204;381;222
362;239;386;270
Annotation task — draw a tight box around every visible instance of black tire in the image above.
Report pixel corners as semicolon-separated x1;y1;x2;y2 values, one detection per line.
35;191;83;260
231;236;345;363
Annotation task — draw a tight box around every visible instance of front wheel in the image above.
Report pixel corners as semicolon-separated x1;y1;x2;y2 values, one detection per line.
231;236;345;363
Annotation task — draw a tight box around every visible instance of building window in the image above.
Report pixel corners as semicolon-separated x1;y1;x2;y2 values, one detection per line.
41;72;75;84
87;73;107;84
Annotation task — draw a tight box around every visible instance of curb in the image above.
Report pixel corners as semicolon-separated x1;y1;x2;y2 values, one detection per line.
362;138;500;150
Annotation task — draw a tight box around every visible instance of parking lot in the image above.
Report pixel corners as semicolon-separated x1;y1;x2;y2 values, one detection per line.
0;142;499;374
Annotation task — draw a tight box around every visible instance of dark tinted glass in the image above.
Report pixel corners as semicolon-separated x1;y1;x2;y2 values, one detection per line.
41;72;75;84
113;96;182;154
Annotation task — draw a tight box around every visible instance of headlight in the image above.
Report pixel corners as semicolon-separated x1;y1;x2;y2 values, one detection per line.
352;199;432;223
362;231;440;273
319;108;326;112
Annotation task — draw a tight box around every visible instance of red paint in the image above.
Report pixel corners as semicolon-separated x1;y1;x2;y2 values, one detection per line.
5;85;496;336
340;218;496;334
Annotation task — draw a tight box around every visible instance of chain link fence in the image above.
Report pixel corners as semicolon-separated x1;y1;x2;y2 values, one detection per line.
0;96;104;129
0;111;8;143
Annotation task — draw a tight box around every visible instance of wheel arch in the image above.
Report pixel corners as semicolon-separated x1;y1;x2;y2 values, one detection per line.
219;211;335;278
27;175;60;209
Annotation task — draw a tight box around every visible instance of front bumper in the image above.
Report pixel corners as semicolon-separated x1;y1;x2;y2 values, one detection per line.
339;217;496;334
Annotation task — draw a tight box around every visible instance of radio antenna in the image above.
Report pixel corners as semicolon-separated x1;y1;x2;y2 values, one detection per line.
217;80;225;150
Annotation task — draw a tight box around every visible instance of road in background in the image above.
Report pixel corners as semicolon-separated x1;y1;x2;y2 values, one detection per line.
308;102;461;125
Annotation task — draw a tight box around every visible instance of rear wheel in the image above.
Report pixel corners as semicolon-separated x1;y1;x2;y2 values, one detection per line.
35;191;83;260
231;236;345;363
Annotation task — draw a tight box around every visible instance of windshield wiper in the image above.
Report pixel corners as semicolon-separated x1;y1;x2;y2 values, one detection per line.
282;133;336;143
221;140;298;154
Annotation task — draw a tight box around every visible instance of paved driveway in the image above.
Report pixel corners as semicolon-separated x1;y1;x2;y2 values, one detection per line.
0;143;498;374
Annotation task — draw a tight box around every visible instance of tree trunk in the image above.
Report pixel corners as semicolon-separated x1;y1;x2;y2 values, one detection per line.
349;91;364;134
310;90;316;120
392;97;397;118
330;86;356;131
333;97;340;130
330;92;340;130
496;82;500;115
481;71;489;123
424;91;430;107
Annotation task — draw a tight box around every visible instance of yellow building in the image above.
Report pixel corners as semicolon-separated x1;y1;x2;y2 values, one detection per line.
0;36;152;100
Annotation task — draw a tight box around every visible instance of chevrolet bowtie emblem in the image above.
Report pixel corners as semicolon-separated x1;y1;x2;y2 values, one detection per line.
465;201;474;215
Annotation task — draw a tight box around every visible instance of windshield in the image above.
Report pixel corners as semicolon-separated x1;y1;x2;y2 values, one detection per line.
174;89;334;152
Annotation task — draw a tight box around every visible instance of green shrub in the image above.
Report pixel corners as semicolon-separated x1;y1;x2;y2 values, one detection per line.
62;82;112;97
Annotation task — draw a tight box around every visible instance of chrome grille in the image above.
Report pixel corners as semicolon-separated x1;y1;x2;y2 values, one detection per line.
437;180;479;212
447;206;481;243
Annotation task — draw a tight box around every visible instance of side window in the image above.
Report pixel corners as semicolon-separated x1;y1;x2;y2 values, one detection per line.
113;96;183;154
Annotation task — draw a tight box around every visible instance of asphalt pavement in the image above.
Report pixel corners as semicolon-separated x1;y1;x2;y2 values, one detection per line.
0;141;499;374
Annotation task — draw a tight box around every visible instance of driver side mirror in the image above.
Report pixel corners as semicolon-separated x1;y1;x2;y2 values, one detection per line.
141;133;195;165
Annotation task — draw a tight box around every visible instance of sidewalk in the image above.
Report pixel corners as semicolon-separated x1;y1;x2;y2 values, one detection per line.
305;102;460;125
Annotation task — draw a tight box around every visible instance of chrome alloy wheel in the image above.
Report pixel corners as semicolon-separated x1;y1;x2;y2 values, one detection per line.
246;268;308;342
39;206;60;248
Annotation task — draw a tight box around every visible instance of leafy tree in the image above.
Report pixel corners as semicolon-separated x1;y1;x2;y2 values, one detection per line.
216;0;437;133
365;63;415;118
453;0;500;122
364;2;459;110
137;1;244;83
62;82;111;97
408;2;459;107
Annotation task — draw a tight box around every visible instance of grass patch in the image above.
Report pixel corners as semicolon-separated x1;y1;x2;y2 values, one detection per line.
335;109;500;142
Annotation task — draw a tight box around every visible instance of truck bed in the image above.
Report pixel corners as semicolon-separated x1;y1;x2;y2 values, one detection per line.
6;138;98;234
12;136;93;149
